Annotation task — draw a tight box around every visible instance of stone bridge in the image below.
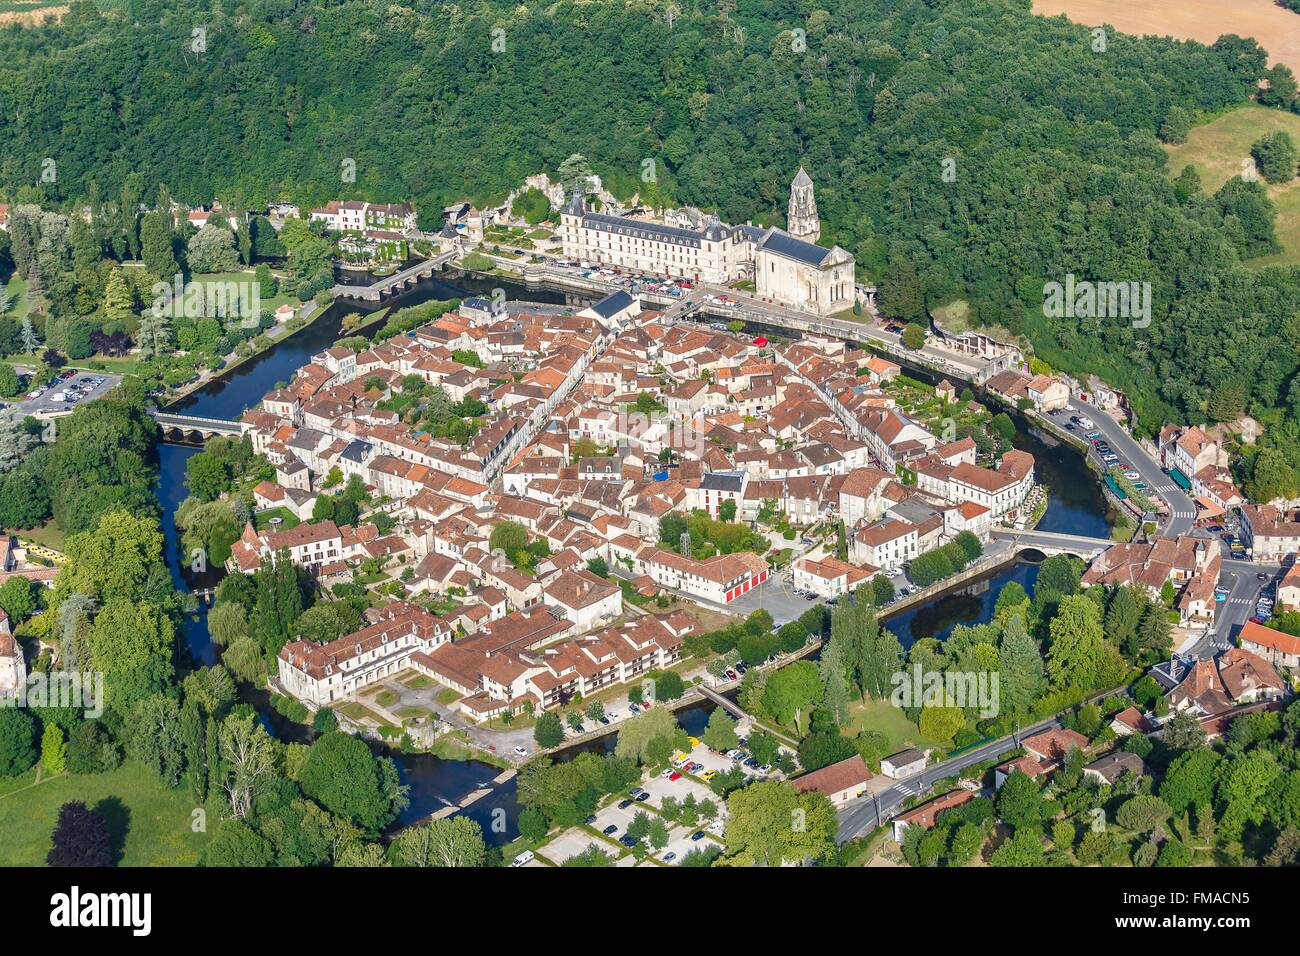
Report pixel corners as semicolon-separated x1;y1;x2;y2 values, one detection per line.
331;250;458;302
151;411;243;445
991;528;1112;560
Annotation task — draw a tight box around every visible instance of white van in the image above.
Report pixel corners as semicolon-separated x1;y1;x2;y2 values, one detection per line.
511;850;535;867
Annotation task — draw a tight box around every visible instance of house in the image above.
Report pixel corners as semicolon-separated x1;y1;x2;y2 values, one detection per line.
890;789;974;843
993;755;1048;789
1165;658;1233;717
1025;375;1070;411
790;754;873;804
1239;505;1300;562
1278;563;1300;610
1109;707;1156;737
791;555;877;598
850;515;918;571
0;611;23;698
1216;646;1287;703
1237;620;1300;674
1157;424;1224;485
1082;751;1145;787
541;569;622;632
227;520;343;575
880;748;926;779
1021;727;1089;763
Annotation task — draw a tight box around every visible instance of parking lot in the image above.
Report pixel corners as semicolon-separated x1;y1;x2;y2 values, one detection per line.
4;370;122;417
544;826;613;865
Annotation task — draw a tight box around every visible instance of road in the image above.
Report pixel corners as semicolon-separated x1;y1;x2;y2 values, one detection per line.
1180;557;1281;659
1055;399;1197;536
836;713;1067;842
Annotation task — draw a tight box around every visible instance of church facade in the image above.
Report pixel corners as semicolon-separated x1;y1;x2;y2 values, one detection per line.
559;169;855;317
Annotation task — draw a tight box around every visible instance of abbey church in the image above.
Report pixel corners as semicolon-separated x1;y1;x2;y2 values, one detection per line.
560;168;855;317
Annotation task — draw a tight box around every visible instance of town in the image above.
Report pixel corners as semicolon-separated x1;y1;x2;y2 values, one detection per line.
1;158;1299;877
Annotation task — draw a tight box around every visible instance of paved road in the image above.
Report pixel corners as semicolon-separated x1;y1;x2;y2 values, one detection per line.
836;713;1066;842
1060;400;1197;536
1179;557;1282;659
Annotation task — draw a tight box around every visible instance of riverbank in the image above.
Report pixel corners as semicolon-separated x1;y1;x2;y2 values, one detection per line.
159;297;332;409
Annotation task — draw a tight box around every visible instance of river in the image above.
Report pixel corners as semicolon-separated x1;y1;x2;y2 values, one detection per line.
152;270;1111;844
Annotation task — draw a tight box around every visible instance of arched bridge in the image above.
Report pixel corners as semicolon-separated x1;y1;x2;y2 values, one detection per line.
151;411;243;445
331;250;458;302
991;528;1112;560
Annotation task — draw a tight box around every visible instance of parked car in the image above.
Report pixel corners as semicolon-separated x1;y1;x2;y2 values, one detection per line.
511;850;535;867
661;767;675;778
701;769;717;781
691;831;707;842
603;824;619;835
669;772;682;781
513;746;528;757
662;852;677;863
619;834;638;847
618;799;634;810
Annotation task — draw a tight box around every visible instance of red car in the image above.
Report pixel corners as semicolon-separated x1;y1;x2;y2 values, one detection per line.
752;336;768;347
1250;616;1266;625
669;772;682;781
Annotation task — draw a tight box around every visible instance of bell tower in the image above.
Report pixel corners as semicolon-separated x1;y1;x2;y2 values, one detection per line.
787;166;820;243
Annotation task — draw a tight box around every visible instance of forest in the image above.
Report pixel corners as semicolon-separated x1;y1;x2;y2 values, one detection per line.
0;0;1299;443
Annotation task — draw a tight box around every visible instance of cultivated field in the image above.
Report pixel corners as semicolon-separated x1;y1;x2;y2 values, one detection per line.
0;3;68;26
1164;105;1300;267
1032;0;1300;74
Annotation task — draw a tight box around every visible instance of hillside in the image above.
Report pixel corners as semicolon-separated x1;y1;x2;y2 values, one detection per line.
0;0;1298;433
1164;106;1300;267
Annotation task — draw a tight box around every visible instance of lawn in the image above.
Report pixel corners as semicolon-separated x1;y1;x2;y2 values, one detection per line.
1164;105;1300;267
0;760;215;866
254;506;301;531
3;273;30;319
19;519;67;554
841;697;940;754
190;270;300;312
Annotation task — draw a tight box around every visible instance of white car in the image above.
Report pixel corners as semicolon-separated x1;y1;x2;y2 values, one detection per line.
1077;417;1094;429
513;746;528;758
511;850;535;867
1124;470;1140;480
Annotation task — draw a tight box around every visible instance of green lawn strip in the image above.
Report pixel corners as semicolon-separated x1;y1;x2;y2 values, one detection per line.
0;760;215;866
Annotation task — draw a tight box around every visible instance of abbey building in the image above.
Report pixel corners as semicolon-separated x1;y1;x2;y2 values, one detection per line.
560;168;855;317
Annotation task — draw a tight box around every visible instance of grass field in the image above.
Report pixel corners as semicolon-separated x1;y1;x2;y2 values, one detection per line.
1164;105;1300;267
0;761;215;866
841;697;940;753
1032;0;1300;74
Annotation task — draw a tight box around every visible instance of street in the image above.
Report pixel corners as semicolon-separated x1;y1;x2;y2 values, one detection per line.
1062;399;1197;536
836;712;1067;842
